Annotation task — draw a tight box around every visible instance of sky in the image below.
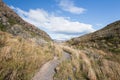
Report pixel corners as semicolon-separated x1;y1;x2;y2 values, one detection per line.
3;0;120;40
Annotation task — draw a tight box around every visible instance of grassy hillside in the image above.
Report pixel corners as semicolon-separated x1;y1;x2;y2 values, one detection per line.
54;44;120;80
0;1;63;80
53;21;120;80
67;20;120;53
0;1;120;80
0;31;61;80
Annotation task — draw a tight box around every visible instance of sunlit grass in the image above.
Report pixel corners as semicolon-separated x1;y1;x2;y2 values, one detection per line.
0;31;55;80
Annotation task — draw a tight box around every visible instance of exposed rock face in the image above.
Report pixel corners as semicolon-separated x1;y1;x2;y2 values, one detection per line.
0;1;51;42
68;20;120;53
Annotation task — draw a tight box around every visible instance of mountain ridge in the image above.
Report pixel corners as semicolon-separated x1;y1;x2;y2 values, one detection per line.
68;20;120;53
0;0;51;42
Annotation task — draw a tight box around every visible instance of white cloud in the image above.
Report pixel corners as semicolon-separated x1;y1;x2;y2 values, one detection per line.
58;0;86;14
10;6;95;40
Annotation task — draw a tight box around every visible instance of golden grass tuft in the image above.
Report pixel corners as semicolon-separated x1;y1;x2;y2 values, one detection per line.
0;31;54;80
54;45;120;80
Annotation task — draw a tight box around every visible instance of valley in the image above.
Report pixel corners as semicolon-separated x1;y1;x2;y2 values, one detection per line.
0;0;120;80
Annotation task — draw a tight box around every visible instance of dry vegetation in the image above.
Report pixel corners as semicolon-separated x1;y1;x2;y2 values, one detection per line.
0;31;120;80
0;31;61;80
57;21;120;80
54;45;120;80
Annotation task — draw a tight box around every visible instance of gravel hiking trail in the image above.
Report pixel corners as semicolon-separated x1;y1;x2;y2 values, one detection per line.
32;52;71;80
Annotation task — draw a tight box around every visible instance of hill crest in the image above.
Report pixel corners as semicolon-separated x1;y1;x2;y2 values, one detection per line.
68;20;120;53
0;1;51;42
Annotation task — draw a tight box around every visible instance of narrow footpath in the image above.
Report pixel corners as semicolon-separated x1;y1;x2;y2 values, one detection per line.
32;51;71;80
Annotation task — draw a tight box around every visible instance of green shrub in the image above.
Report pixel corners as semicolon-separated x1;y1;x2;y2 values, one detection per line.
0;23;6;31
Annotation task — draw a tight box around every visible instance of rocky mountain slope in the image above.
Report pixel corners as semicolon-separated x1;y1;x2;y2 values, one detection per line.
0;0;51;42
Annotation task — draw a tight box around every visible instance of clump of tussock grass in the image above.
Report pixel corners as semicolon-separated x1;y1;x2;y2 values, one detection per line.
54;45;120;80
0;31;55;80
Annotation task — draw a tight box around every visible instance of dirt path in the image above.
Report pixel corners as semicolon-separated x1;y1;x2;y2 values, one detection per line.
32;52;71;80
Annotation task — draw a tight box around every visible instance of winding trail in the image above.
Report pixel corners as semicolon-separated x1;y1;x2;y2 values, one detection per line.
32;52;71;80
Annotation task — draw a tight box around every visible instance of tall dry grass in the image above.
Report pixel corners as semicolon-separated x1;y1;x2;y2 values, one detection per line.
54;45;120;80
0;31;55;80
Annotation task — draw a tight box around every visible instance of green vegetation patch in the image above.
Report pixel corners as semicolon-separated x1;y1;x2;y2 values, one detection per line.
8;18;17;25
0;23;6;31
